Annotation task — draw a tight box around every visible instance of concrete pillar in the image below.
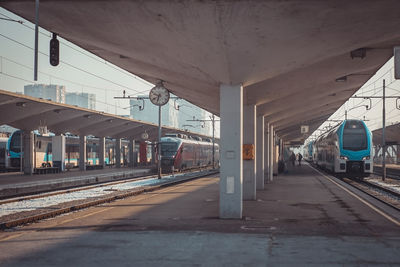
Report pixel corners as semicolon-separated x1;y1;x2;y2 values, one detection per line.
129;138;135;168
264;122;270;183
99;137;105;168
116;138;122;168
273;133;278;175
52;135;65;172
23;130;34;175
79;135;86;171
269;125;274;182
243;104;256;200
256;115;264;189
220;84;243;219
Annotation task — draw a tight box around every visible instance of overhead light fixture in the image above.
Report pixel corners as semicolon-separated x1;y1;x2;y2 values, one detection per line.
335;76;347;82
16;102;26;107
350;48;367;59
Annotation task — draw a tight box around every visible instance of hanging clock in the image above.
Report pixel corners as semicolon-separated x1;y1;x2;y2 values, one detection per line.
149;83;170;106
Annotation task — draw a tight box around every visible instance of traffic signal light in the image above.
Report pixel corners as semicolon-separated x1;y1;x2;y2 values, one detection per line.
50;33;59;66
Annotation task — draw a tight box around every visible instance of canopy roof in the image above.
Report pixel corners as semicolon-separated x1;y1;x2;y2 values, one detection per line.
2;0;400;144
0;89;214;141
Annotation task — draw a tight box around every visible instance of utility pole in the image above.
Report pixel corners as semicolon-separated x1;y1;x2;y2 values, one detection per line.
212;114;215;169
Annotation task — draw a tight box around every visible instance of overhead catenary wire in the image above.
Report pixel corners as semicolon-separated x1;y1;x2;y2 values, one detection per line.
0;10;153;88
0;33;147;96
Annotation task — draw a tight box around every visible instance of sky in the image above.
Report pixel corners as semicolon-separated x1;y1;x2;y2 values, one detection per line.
0;7;153;115
1;7;399;142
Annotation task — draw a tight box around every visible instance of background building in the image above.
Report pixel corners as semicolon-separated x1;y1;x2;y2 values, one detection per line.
24;84;66;103
66;92;96;110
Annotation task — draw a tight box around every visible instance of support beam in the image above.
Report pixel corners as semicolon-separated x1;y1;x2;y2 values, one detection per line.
22;131;34;175
256;115;264;189
220;84;243;219
79;135;86;171
243;104;256;200
99;137;106;168
116;138;122;168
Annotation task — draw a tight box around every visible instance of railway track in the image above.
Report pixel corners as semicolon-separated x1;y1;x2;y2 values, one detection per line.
0;168;219;230
341;177;400;212
309;162;400;211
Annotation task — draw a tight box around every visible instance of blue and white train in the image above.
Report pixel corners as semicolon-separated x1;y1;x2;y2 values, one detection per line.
303;140;314;162
313;120;373;176
5;130;129;170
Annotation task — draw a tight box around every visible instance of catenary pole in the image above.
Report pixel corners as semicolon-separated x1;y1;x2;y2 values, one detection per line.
382;79;386;181
34;0;39;81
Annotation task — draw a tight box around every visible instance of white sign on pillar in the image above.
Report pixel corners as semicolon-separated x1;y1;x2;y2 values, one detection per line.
395;47;400;79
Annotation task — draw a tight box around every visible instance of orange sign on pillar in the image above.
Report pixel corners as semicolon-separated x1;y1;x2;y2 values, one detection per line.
243;144;255;160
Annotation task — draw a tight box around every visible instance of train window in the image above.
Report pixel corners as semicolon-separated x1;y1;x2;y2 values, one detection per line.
161;142;178;156
10;132;21;153
343;121;367;151
47;143;52;154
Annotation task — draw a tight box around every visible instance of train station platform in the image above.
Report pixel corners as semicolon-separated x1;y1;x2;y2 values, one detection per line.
0;166;154;199
0;163;399;266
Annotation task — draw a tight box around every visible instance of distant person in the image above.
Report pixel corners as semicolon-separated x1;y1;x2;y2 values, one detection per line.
290;152;296;166
298;153;303;166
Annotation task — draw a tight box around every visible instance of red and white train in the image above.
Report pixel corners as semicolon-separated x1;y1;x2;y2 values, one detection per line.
160;133;219;172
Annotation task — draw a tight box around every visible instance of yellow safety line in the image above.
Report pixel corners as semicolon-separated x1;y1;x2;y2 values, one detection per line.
0;176;208;242
310;165;400;227
0;233;23;242
57;207;114;225
47;184;187;227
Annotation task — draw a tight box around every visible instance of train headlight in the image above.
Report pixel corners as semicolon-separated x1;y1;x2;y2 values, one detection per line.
340;156;348;160
362;156;370;160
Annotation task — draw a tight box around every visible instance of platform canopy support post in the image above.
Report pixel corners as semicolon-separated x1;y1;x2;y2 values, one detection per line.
52;135;65;172
219;84;243;219
23;130;35;175
243;104;256;200
129;138;135;168
79;135;87;171
264;122;270;184
269;125;274;182
116;138;122;168
256;115;265;189
99;137;105;168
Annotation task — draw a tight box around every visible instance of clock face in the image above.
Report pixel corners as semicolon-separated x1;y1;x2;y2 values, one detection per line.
149;85;170;106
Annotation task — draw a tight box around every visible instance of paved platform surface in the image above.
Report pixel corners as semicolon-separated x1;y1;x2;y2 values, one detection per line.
0;163;399;266
0;167;154;198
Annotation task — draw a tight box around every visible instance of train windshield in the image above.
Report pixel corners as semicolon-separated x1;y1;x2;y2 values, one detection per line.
161;142;178;156
342;121;367;151
9;131;21;153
